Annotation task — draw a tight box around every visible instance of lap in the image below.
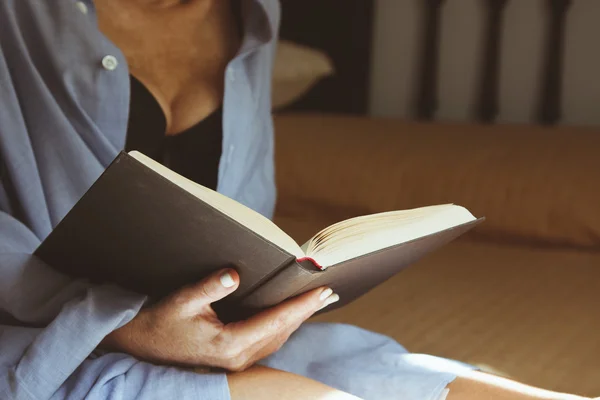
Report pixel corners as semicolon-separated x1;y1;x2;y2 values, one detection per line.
260;322;474;400
228;366;360;400
63;322;470;400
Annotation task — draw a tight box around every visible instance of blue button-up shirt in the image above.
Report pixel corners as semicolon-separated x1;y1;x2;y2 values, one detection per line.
0;1;279;398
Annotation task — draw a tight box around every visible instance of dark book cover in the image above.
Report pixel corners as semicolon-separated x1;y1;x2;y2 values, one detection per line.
35;152;483;318
34;152;296;303
241;219;481;312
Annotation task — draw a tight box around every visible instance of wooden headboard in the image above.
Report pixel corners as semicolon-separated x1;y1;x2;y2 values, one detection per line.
278;0;573;125
278;0;375;115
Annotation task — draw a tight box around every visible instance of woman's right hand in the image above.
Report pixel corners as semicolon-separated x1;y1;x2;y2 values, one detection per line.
100;269;339;371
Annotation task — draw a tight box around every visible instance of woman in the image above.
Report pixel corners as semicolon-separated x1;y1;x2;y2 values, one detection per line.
0;0;594;399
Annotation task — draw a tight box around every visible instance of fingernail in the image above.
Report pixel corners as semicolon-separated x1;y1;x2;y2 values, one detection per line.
319;288;333;301
220;272;235;288
318;293;339;311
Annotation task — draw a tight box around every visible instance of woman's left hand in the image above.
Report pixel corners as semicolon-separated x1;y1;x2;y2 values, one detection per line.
101;268;339;371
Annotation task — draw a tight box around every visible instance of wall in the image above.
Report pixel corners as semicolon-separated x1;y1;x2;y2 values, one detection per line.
369;0;600;127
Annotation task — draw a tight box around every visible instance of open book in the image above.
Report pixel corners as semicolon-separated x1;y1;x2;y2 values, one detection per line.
35;151;483;318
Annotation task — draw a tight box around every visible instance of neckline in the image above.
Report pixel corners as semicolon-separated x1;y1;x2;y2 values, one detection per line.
129;74;223;137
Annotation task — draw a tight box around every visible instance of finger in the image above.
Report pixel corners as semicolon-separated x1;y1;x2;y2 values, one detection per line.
217;309;308;371
251;293;339;362
232;306;324;372
246;330;291;367
224;290;340;369
225;287;338;347
174;268;240;316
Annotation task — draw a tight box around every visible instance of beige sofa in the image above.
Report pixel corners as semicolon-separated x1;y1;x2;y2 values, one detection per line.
272;113;600;397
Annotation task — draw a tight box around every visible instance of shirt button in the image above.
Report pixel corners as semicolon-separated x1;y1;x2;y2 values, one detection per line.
101;55;119;71
75;1;88;14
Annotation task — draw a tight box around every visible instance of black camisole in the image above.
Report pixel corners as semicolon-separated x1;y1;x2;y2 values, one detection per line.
124;75;222;191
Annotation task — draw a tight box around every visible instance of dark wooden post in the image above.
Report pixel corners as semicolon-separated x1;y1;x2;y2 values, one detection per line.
537;0;572;125
414;0;447;120
474;0;509;123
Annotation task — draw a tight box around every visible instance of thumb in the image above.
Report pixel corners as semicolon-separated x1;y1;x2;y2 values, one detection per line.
175;268;240;316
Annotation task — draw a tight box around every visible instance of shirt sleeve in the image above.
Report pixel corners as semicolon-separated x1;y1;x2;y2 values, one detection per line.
52;353;230;400
0;211;231;400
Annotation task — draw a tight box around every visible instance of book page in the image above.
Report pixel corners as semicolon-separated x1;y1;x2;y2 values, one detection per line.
129;151;305;259
303;205;476;268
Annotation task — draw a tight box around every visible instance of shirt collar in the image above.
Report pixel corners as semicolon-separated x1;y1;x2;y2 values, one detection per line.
238;0;279;56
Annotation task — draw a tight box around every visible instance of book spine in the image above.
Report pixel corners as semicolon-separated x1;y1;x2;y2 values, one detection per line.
239;259;318;309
